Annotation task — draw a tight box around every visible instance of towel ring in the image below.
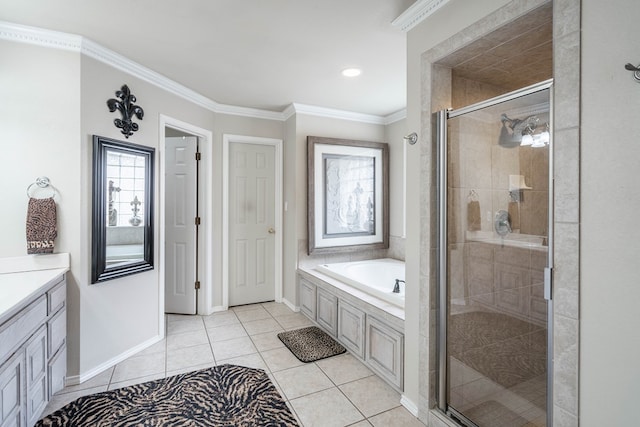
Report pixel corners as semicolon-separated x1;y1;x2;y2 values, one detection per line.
27;176;58;199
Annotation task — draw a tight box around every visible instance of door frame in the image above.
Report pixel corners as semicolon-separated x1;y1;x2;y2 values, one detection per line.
222;134;283;309
159;115;213;334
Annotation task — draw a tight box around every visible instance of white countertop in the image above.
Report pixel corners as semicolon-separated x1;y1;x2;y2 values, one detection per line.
0;253;69;322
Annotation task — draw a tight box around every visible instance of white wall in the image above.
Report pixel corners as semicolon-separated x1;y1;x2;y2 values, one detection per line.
293;114;387;239
0;36;289;380
1;21;407;389
211;113;284;307
0;40;85;376
282;113;389;304
77;55;286;377
77;54;215;377
0;41;80;258
580;0;640;423
283;115;298;306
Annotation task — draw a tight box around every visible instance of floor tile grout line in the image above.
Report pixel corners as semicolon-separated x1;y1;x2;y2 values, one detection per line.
202;314;218;366
51;303;411;426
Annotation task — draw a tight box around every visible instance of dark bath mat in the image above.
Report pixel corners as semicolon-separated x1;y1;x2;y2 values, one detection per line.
278;326;346;362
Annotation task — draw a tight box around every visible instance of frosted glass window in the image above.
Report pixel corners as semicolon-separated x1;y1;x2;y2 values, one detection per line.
106;152;146;227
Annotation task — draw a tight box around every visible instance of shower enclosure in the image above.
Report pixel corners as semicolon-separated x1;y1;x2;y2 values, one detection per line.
436;81;553;427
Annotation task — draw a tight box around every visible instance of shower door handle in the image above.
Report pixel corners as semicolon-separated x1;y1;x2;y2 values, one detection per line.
544;267;553;300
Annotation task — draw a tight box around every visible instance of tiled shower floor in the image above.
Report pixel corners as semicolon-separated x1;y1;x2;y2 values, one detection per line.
42;302;424;426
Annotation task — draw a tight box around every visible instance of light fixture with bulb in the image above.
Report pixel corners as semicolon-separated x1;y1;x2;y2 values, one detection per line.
499;113;549;148
341;68;362;77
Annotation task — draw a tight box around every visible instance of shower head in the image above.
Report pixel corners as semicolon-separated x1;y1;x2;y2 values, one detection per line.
499;114;541;148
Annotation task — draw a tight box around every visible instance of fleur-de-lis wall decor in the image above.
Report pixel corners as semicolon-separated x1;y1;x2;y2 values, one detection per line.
106;85;144;138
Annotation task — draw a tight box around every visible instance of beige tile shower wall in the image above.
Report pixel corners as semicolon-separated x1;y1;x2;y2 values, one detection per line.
451;75;510;109
464;242;548;325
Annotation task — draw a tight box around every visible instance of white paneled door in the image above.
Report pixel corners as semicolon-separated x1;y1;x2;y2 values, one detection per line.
165;136;198;314
228;142;276;306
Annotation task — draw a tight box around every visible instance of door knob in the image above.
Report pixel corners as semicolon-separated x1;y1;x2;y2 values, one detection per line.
268;227;275;234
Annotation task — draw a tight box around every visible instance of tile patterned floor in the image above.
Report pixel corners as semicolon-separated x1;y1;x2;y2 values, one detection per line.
42;302;425;427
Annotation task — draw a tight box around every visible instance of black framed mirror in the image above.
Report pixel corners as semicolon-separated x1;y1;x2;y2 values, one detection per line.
92;135;154;283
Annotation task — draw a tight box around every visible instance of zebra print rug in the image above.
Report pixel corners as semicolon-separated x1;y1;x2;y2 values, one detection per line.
36;364;298;426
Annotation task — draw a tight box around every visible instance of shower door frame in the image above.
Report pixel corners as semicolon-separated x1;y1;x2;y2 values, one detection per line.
435;79;555;427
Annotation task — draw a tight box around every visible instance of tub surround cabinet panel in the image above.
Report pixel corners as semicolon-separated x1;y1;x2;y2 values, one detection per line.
366;316;404;389
0;273;67;427
299;279;316;320
338;300;366;358
316;288;338;337
297;269;404;391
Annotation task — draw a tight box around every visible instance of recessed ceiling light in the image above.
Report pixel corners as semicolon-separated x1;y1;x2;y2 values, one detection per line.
342;68;362;77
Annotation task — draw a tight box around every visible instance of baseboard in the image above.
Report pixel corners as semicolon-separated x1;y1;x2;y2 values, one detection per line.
281;298;299;312
65;334;163;386
401;395;419;417
211;305;228;313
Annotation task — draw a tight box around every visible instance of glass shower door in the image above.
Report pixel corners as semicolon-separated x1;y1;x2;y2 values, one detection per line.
437;82;552;427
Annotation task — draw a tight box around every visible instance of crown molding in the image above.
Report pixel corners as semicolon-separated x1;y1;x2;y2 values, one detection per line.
291;103;388;125
0;21;402;125
80;38;221;113
0;20;82;51
215;103;285;121
383;109;407;125
391;0;451;32
281;104;297;121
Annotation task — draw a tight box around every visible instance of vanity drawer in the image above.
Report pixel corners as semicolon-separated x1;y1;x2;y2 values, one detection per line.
47;278;66;315
0;295;47;362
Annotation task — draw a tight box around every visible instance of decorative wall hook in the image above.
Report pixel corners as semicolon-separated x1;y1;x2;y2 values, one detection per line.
624;63;640;82
107;85;144;138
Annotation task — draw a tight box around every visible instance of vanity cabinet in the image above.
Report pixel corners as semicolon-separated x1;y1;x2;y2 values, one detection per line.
0;273;66;426
316;288;338;337
0;352;23;427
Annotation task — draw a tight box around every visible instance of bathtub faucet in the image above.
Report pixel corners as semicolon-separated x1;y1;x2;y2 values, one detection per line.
393;279;405;293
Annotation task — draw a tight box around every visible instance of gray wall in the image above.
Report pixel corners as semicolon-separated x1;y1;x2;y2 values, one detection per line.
580;0;640;423
404;0;512;410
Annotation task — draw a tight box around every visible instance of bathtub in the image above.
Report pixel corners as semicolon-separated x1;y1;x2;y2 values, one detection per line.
315;258;405;308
